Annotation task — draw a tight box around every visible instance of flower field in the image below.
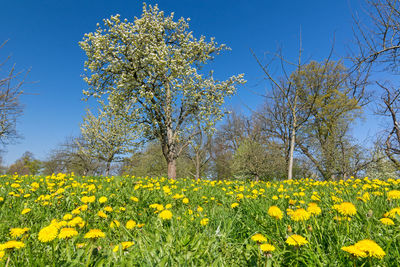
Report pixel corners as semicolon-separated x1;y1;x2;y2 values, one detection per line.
0;174;400;266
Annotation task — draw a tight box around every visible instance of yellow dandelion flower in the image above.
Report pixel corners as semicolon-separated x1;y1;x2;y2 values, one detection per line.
260;243;275;252
289;208;310;221
113;241;134;252
388;190;400;200
200;218;209;226
268;206;283;220
130;196;139;202
286;235;308;246
251;234;268;243
159;210;173;220
231;202;239;208
84;229;105;239
311;194;321;201
58;228;78;239
0;241;25;250
67;217;84;227
354;240;386;259
307;203;322;216
63;214;73;221
98;210;107;218
333;202;357;216
110;220;120;228
38;225;58;242
182;198;189;204
104;206;113;212
21;208;31;215
98;196;107;203
81;196;95;203
126;220;136;229
385;207;400;218
342;245;367;258
380;218;395;225
10;228;29;238
149;204;164;211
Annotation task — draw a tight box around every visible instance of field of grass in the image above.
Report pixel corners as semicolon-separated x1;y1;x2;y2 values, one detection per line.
0;174;399;266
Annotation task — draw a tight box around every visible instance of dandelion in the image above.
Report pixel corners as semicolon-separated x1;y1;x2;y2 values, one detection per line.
333;202;357;216
286;235;308;246
98;196;107;203
104;206;113;212
149;204;164;211
10;228;29;238
182;198;189;204
385;207;400;218
113;241;134;252
343;240;386;259
84;229;105;239
260;243;275;252
354;240;386;259
251;234;268;243
58;228;78;239
0;241;25;250
110;220;120;228
81;196;95;203
388;190;400;200
288;208;310;221
159;210;173;220
307;203;322;215
98;210;107;218
21;208;31;215
268;206;283;220
130;196;139;202
341;245;367;258
200;218;209;226
126;220;136;229
68;217;85;228
38;225;58;242
380;218;395;225
63;214;73;221
231;202;239;208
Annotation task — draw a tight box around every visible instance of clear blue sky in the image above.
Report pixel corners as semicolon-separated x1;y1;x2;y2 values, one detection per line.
0;0;379;165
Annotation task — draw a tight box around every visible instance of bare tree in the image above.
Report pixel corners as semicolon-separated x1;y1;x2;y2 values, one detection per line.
251;42;321;179
0;40;27;147
375;82;400;167
352;0;400;72
352;0;400;169
185;123;212;180
43;136;103;176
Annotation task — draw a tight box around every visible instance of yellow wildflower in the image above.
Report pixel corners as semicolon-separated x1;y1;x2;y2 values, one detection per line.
286;235;308;246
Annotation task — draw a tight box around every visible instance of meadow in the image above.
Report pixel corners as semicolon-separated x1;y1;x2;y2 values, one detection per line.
0;174;399;266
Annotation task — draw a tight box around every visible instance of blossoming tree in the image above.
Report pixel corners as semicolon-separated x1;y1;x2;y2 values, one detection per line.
80;4;245;179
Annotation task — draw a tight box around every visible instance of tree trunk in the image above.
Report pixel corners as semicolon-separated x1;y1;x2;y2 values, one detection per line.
105;160;112;177
288;127;295;180
195;151;200;180
288;97;298;180
167;158;176;180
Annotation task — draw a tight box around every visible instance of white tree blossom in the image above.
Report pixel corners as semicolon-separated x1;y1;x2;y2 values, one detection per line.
80;102;141;176
80;4;245;179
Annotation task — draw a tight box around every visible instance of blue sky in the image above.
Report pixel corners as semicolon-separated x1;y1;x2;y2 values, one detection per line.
0;0;379;165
